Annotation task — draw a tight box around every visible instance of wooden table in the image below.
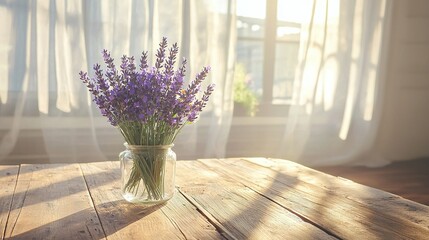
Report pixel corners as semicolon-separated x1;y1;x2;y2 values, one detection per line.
1;158;428;239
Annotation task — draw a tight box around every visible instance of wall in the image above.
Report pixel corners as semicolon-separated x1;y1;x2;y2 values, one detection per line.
376;0;429;161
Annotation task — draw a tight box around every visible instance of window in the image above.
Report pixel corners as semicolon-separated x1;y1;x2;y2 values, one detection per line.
235;0;305;116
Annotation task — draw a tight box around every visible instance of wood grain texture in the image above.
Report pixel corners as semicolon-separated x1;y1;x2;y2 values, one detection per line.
3;164;105;239
2;159;429;239
201;157;429;240
176;160;338;240
80;161;224;240
0;165;19;240
316;158;429;205
259;158;429;230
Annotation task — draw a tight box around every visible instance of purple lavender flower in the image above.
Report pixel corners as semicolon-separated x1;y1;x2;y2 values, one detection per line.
80;38;214;145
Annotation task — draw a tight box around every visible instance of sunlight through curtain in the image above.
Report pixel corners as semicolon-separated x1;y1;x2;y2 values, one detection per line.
279;0;392;166
0;0;235;163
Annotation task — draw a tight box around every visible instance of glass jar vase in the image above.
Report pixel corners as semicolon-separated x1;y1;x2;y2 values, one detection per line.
120;144;176;204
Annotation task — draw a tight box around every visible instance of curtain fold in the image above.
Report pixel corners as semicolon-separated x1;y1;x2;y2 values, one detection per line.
0;0;235;164
279;0;392;167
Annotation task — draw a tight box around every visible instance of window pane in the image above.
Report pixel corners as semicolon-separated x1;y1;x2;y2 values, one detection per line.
277;22;301;41
273;0;305;104
237;0;266;19
236;40;264;96
277;0;312;23
273;41;299;104
237;0;266;38
237;17;265;39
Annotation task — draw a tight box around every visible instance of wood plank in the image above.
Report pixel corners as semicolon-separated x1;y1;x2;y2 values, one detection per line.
80;161;224;240
3;164;105;239
0;165;19;240
176;160;338;240
249;158;429;228
315;158;429;205
200;158;429;239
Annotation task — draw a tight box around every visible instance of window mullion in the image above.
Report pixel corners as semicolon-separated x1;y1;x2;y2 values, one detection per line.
262;0;277;104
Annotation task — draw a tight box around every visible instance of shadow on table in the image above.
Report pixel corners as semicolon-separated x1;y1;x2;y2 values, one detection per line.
7;200;165;239
0;169;116;217
182;159;335;239
219;170;338;239
217;159;418;239
194;158;406;239
0;166;18;179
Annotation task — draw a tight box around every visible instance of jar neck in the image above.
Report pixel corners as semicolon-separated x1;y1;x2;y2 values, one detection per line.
124;143;174;151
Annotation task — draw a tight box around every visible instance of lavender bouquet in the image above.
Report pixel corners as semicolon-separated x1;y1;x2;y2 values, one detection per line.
80;38;214;201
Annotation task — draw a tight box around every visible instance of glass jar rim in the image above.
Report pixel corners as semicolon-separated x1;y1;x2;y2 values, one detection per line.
124;143;174;150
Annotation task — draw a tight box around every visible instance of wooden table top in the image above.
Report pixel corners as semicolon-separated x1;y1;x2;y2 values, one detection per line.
1;158;428;239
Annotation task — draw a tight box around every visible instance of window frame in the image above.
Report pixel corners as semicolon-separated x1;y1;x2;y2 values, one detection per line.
236;0;302;117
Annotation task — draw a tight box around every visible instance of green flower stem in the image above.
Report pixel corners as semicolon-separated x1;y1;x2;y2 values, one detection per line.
119;121;177;201
124;149;168;200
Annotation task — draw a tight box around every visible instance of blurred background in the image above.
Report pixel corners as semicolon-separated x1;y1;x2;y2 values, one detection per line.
1;0;429;173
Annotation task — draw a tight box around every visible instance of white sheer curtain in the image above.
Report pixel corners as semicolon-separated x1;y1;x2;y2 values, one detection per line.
0;0;235;164
279;0;392;167
1;0;394;166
